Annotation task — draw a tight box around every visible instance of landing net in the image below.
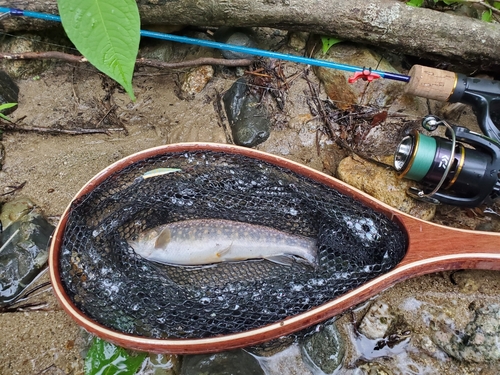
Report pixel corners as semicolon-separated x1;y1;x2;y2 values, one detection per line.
59;149;406;339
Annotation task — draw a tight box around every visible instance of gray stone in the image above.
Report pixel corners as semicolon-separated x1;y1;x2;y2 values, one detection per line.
223;77;270;147
301;322;345;374
431;303;500;362
358;302;395;340
0;201;54;306
181;349;264;375
214;27;258;60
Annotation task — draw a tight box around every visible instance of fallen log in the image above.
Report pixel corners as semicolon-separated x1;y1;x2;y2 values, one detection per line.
1;0;499;70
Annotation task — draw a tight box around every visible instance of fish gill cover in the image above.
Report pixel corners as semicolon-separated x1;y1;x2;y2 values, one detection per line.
59;150;406;339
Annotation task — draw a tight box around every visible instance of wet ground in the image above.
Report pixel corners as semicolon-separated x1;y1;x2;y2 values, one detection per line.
1;55;500;374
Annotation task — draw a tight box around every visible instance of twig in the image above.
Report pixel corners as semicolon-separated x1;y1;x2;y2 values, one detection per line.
0;51;254;69
0;122;124;135
0;181;26;196
466;0;500;15
94;104;116;128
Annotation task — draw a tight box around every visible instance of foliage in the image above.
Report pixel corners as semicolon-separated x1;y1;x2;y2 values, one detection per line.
57;0;140;100
320;36;343;54
406;0;500;21
84;337;147;375
0;102;17;121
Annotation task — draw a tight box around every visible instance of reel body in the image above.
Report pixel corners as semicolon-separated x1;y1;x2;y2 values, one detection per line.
394;116;500;207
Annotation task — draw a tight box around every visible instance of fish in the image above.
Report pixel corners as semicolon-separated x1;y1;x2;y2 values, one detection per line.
128;219;318;267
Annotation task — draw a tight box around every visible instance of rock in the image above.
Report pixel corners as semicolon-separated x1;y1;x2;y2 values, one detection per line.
223;77;271;147
430;304;500;362
181;349;264;375
0;30;71;78
141;353;181;374
140;31;217;62
301;322;345;374
0;70;19;114
287;31;309;52
214;27;258;60
257;344;313;375
0;197;36;229
357;362;395;375
179;65;214;100
358;302;394;340
336;156;436;220
0;201;54;306
310;41;422;113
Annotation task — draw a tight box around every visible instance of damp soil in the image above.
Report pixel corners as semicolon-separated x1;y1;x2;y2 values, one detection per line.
1;61;500;374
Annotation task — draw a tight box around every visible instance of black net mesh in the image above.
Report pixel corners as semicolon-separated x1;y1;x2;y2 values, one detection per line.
59;149;407;339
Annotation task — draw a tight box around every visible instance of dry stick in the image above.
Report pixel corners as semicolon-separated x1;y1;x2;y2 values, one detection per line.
0;122;122;135
0;51;254;69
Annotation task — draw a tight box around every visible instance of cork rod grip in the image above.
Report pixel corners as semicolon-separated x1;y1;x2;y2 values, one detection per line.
404;65;457;102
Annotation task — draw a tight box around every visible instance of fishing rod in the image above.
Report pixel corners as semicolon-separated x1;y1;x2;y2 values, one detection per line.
0;7;409;83
2;7;500;207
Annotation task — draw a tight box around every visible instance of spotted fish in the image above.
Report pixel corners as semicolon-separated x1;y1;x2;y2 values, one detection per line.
128;219;318;267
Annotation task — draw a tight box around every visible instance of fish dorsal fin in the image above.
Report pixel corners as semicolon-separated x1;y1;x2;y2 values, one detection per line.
154;228;171;249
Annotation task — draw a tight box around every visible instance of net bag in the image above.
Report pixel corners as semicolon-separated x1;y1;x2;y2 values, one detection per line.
54;143;407;347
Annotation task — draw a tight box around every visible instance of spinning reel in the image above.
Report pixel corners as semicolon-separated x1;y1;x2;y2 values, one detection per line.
394;115;500;207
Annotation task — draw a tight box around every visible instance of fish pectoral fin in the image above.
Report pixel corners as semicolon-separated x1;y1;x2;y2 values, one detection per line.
215;243;233;259
265;254;317;268
154;228;171;249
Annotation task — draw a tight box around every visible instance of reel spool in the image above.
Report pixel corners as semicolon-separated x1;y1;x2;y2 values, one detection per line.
394;115;500;207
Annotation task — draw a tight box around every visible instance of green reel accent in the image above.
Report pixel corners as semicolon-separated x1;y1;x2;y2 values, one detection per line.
405;133;436;181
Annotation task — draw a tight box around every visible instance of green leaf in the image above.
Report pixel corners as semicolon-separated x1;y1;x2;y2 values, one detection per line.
494;1;500;10
482;8;493;22
406;0;425;7
0;102;17;121
57;0;140;100
84;337;147;375
320;36;343;54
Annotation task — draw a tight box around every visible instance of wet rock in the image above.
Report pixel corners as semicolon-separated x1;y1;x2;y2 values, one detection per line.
223;77;271;147
0;197;36;229
0;199;54;306
257;344;313;375
310;41;423;114
336;156;436;220
141;353;181;374
358;362;395;375
301;322;345;374
214;27;258;60
431;303;500;362
0;70;19;114
179;65;214;99
358;302;395;340
181;349;264;375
